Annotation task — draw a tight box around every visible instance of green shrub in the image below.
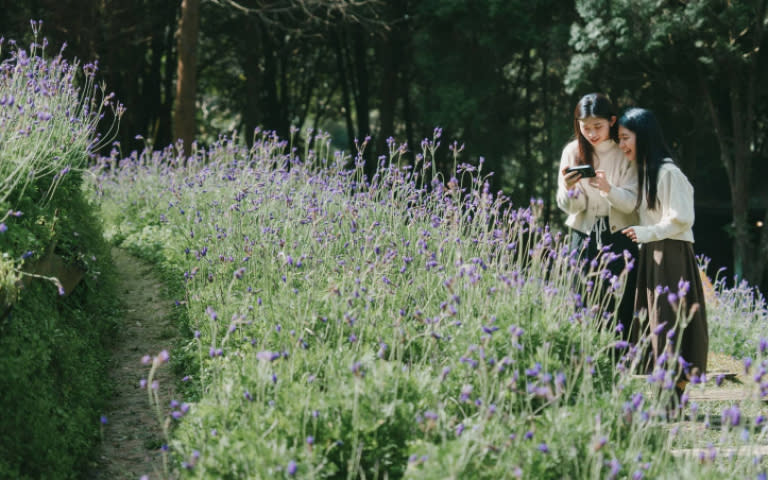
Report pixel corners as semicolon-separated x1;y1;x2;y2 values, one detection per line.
0;27;120;479
0;191;118;478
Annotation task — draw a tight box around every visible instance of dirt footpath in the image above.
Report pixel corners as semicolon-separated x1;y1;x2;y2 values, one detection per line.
88;248;178;480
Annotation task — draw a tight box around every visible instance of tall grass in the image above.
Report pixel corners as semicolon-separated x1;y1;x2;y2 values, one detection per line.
93;129;768;479
0;21;123;297
0;21;120;207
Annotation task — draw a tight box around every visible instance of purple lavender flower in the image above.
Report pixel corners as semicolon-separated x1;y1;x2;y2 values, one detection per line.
256;350;280;362
614;340;629;349
607;458;621;479
722;404;741;427
482;325;499;335
525;362;542;377
460;384;473;402
716;374;726;386
350;362;364;377
667;293;678;305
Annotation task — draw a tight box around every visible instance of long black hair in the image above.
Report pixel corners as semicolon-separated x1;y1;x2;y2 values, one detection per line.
573;93;618;167
617;108;673;211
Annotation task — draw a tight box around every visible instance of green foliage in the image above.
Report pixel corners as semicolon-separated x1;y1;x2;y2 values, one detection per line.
0;27;120;479
0;212;119;479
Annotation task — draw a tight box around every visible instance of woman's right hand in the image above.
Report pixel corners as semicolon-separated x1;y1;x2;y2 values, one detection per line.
561;167;582;189
622;227;638;243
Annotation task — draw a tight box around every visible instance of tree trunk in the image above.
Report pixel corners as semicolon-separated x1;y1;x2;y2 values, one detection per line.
261;28;282;137
521;48;534;200
541;52;553;224
242;19;263;145
333;29;356;155
173;0;201;156
375;34;397;160
401;76;414;165
158;0;179;148
399;0;414;164
146;23;164;144
352;25;370;144
376;0;408;164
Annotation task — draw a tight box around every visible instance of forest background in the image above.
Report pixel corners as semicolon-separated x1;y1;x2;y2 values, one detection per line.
1;0;766;294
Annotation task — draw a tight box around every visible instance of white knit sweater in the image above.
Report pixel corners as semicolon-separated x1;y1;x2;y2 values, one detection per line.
632;162;695;244
556;139;638;234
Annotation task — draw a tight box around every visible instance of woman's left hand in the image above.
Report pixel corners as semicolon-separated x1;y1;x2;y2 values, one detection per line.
589;170;611;193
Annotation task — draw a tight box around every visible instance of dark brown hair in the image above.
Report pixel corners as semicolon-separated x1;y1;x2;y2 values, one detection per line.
618;107;673;211
573;93;618;167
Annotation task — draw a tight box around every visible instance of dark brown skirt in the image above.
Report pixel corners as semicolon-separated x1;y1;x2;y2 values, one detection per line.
630;239;708;377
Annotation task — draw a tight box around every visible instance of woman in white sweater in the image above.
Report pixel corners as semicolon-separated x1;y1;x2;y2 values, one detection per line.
556;93;639;340
619;108;708;400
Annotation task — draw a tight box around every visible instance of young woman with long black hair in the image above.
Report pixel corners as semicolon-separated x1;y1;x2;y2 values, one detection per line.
619;107;708;398
556;93;639;339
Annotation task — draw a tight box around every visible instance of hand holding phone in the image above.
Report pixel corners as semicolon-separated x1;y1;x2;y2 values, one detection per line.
565;165;596;178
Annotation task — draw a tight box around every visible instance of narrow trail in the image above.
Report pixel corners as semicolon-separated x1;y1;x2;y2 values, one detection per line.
88;248;178;480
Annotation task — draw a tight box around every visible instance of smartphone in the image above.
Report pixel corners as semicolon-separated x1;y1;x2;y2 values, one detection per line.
565;165;596;178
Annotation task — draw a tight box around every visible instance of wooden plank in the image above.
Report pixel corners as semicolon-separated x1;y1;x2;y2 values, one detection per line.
630;372;739;382
686;388;752;402
671;444;768;458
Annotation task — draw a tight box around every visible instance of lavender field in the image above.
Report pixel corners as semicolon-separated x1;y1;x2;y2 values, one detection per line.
3;24;768;480
91;128;768;479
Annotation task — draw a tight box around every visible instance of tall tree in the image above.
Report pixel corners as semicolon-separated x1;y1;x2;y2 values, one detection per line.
405;0;575;211
174;0;201;155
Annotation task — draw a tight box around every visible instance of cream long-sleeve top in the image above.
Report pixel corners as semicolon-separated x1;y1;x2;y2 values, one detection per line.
556;139;638;234
631;161;695;244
